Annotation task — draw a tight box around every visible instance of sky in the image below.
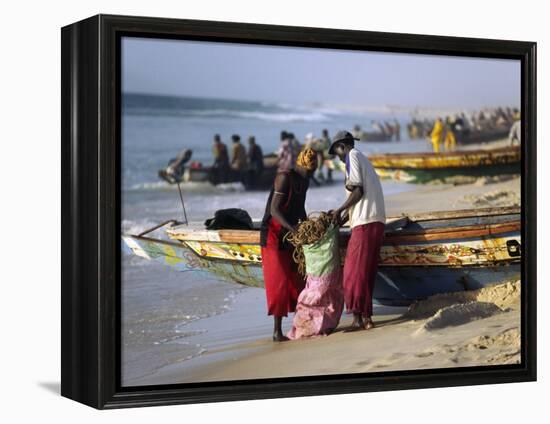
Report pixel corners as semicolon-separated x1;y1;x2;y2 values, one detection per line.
122;36;520;109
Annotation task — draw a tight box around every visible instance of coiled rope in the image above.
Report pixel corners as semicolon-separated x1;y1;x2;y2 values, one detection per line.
284;211;332;275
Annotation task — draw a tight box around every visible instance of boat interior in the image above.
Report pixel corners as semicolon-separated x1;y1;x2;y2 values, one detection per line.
157;206;520;244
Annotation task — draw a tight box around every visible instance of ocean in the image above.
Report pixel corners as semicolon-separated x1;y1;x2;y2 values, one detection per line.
121;93;427;386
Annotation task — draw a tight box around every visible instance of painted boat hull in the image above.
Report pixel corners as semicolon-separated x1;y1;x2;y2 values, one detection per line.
184;166;278;190
122;235;520;306
324;147;520;183
456;128;510;145
123;211;521;306
369;146;520;183
374;163;520;184
160;154;280;190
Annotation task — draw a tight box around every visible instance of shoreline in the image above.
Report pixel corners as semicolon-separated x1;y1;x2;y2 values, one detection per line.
123;170;521;387
128;281;520;386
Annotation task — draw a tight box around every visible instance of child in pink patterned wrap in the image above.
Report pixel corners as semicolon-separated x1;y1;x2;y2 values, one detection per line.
287;225;344;339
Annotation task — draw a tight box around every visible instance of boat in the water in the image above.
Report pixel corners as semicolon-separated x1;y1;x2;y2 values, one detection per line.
368;146;520;183
122;206;521;306
455;128;510;145
161;153;338;190
356;131;393;142
159;154;280;190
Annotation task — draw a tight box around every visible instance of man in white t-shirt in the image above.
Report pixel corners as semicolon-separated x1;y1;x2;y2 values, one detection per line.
329;131;386;332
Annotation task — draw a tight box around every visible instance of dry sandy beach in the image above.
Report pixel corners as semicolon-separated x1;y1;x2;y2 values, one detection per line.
125;165;521;386
185;281;521;383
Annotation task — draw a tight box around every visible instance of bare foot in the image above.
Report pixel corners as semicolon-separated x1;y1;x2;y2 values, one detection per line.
343;323;364;333
273;333;290;342
364;319;375;330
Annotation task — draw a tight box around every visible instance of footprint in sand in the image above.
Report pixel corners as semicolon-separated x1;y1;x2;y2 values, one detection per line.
355;360;371;367
488;350;520;364
390;352;406;360
415;351;434;358
374;363;389;369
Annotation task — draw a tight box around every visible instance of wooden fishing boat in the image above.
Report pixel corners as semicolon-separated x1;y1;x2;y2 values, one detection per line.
369;146;520;183
182;165;278;189
456;128;510;145
160;154;280;190
122;206;521;306
354;130;393;142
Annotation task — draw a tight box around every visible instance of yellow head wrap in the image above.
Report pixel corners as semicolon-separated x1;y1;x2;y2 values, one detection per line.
296;147;318;171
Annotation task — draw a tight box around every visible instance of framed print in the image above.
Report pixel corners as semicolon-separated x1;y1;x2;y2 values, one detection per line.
61;14;536;409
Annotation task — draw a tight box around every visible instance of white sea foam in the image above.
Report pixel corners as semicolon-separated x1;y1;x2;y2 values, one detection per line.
129;180;245;193
127;107;334;123
121;218;163;236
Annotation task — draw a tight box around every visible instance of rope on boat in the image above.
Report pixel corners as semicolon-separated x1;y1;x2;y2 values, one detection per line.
137;220;179;237
284;211;332;275
176;181;189;225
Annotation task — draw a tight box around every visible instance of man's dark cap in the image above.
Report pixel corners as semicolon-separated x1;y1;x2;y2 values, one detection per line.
328;130;359;155
214;134;221;141
231;134;240;142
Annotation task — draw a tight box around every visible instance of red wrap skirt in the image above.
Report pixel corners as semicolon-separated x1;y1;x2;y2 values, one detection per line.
343;222;385;317
261;218;305;317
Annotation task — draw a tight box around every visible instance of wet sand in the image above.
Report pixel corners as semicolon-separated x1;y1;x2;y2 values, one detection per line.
138;281;520;384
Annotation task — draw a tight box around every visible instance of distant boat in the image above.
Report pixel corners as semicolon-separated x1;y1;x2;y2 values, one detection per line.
356;131;394;142
162;153;337;190
369;146;520;184
122;206;521;306
456;128;510;145
159;154;280;190
406;127;511;145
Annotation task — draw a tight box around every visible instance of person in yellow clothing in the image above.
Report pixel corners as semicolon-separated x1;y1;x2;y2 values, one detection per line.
430;117;444;153
230;134;248;176
444;116;457;151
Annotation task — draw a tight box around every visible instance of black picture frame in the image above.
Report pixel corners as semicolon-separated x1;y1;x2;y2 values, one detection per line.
61;14;537;409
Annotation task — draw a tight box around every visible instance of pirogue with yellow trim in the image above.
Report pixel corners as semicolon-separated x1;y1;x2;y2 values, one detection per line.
122;206;521;306
368;146;520;183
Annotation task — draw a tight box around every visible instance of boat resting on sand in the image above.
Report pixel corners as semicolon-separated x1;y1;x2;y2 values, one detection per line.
122;207;521;306
368;146;520;184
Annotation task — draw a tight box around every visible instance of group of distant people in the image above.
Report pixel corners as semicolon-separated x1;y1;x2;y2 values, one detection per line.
162;105;521;186
407;107;521;152
428;117;459;153
209;129;336;186
427;108;520;153
210;134;264;186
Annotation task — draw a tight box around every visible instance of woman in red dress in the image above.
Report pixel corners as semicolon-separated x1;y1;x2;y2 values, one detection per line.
260;148;318;341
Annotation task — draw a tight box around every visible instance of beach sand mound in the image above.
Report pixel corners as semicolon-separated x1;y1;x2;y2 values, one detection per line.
474;280;521;310
472;175;518;186
426;174;518;187
461;188;520;207
417;301;502;333
459;328;521;364
405;280;520;321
